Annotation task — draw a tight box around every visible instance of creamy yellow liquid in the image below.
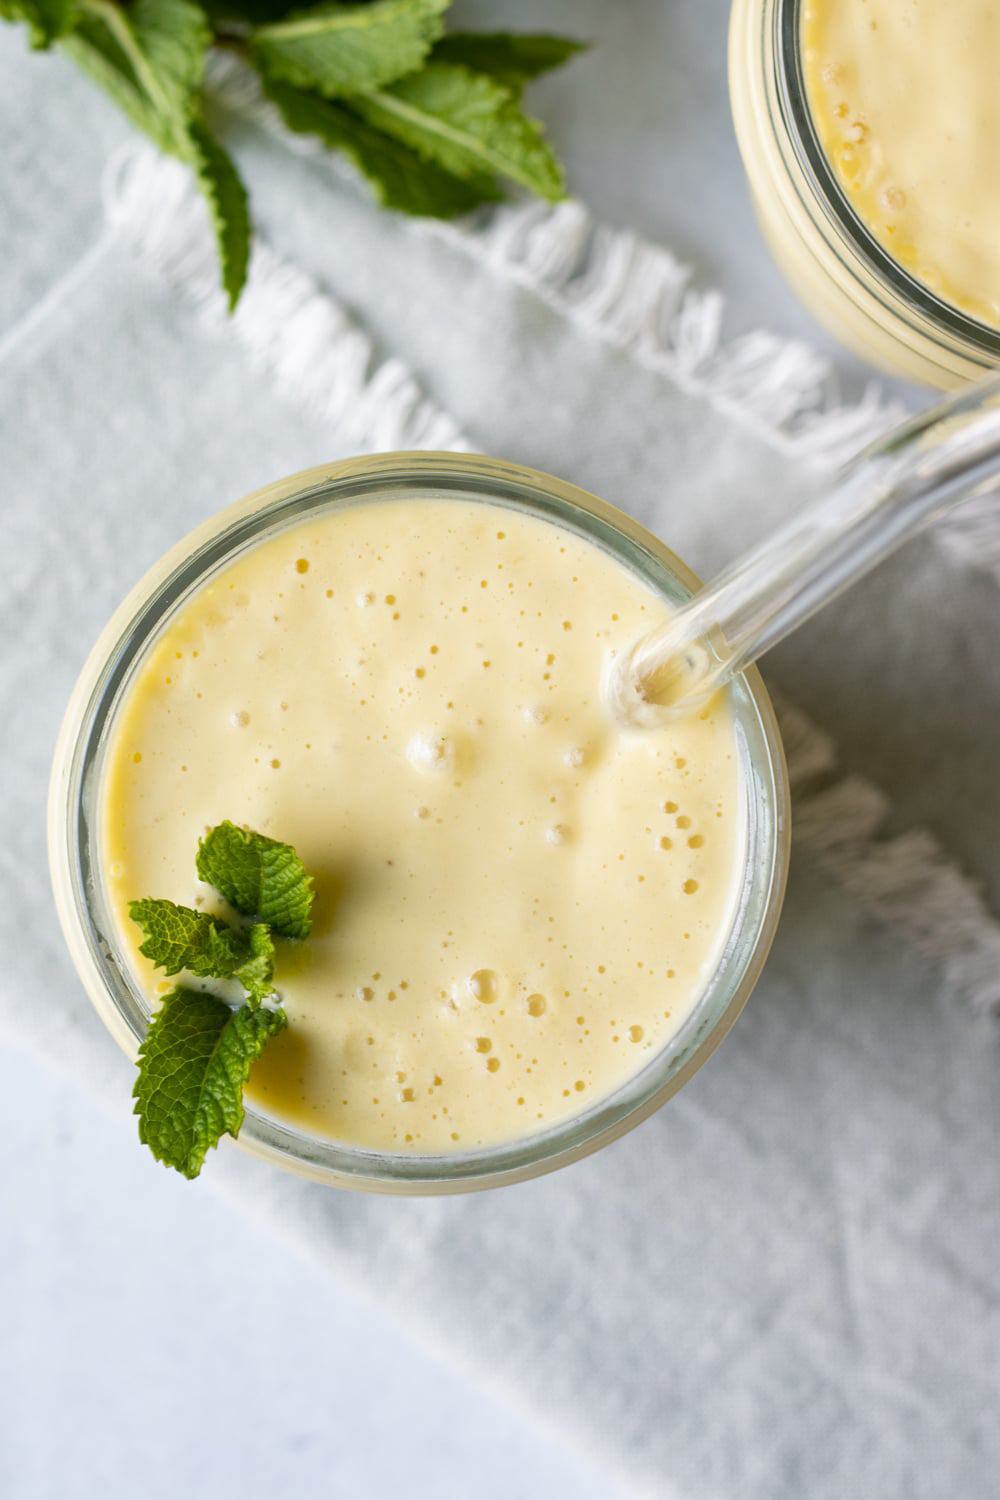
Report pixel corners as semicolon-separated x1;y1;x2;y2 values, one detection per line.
803;0;1000;327
102;498;745;1153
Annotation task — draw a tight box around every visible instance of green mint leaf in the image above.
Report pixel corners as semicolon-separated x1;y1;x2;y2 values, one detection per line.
261;75;500;216
1;0;77;49
351;61;565;200
63;0;210;155
197;821;315;938
134;988;286;1178
130;897;246;975
231;922;279;1004
431;33;586;95
128;898;276;1001
188;120;252;308
61;0;247;306
251;0;449;100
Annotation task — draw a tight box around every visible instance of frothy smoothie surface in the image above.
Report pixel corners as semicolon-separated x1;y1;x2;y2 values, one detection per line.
803;0;1000;327
102;497;745;1153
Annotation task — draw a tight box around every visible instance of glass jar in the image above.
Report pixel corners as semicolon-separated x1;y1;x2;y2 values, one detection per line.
48;453;790;1194
729;0;1000;387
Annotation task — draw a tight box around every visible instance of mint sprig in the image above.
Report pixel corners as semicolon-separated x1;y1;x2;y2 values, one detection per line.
134;987;287;1178
129;897;276;1001
4;0;583;307
129;821;315;1177
196;820;315;938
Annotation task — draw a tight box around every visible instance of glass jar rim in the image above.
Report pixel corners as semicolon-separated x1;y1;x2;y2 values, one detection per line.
771;0;1000;362
49;453;790;1193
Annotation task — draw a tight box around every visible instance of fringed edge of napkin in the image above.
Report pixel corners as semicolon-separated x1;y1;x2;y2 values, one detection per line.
101;146;471;457
102;142;1000;1018
777;699;1000;1015
444;204;1000;580
204;53;1000;582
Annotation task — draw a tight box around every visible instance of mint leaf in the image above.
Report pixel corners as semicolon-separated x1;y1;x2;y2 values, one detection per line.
63;0;210;155
431;33;586;95
197;821;315;938
1;0;77;48
262;76;500;216
127;825;314;1175
251;0;449;99
134;988;286;1178
129;898;276;1001
231;922;279;1004
188;120;251;308
62;0;248;305
351;61;565;200
130;897;246;975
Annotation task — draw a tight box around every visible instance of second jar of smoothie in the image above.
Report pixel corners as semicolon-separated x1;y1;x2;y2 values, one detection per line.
730;0;1000;386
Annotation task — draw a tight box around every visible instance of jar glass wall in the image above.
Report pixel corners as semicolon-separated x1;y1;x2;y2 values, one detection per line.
49;454;789;1194
729;0;1000;388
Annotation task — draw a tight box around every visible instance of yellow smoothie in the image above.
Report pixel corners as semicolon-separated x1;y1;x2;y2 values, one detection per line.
803;0;1000;328
101;497;745;1154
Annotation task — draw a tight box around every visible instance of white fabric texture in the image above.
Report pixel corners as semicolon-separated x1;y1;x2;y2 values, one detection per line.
3;6;1000;1496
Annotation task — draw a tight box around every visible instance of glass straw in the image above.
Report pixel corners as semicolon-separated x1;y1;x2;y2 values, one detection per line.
608;372;1000;727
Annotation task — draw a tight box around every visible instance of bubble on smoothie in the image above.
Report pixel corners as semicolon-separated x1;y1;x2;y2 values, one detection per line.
563;746;585;768
474;1036;492;1053
523;704;549;727
837;143;861;180
526;994;547;1017
467;968;500;1004
356;985;375;1002
230;710;250;728
356;591;375;608
545;824;570;846
407;732;454;774
628;1025;645;1044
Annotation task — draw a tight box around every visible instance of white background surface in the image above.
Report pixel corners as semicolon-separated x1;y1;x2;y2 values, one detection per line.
2;2;925;1496
0;1044;629;1499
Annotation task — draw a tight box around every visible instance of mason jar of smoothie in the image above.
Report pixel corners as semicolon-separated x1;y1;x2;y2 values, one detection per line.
729;0;1000;387
49;454;789;1193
